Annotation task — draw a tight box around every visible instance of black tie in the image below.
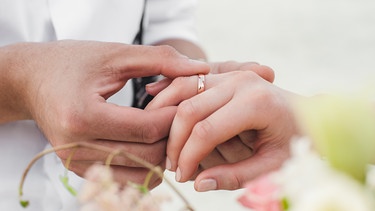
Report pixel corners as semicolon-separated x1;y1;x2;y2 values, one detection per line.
131;0;155;109
132;76;157;109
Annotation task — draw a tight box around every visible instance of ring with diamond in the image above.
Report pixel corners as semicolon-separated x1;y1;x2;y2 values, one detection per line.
197;74;206;94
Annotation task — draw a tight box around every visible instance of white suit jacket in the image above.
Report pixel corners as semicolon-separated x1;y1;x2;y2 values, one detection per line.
0;0;198;210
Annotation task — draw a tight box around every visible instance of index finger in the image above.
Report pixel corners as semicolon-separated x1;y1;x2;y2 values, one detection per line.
209;61;275;83
86;102;178;143
109;44;210;80
176;99;251;182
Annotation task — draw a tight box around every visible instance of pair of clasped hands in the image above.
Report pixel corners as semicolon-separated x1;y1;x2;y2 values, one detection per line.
145;59;297;192
145;55;298;191
1;40;297;192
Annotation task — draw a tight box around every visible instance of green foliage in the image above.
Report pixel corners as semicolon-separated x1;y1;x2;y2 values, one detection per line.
19;200;29;208
281;197;289;210
296;95;375;183
59;175;77;196
137;185;149;194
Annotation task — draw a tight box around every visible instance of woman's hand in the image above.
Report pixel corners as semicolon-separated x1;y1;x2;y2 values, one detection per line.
146;68;301;191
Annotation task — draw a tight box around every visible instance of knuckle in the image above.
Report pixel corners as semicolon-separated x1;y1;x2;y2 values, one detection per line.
238;61;260;70
58;110;89;138
225;71;258;89
228;70;255;80
177;100;198;119
193;120;214;142
218;172;242;190
155;45;180;58
236;62;275;82
131;141;166;165
240;70;259;81
253;87;275;103
141;122;163;143
229;175;242;190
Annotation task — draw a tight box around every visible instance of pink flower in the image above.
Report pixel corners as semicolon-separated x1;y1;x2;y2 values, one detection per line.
238;174;282;211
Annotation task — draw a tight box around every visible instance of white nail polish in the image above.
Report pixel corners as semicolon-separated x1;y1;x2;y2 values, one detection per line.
166;157;172;170
197;179;217;192
175;167;182;182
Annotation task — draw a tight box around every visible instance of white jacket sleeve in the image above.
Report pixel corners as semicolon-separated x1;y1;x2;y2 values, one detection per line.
143;0;199;45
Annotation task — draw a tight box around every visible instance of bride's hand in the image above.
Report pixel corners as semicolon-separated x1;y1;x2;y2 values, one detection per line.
146;69;301;191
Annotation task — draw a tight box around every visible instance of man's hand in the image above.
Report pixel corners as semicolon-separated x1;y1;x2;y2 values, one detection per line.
0;40;209;187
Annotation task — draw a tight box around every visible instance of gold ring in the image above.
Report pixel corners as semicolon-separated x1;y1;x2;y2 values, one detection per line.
197;74;206;94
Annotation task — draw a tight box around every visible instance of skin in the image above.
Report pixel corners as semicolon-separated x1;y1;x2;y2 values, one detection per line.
154;39;207;61
0;38;276;189
153;40;277;180
0;40;210;187
146;60;276;179
146;69;303;191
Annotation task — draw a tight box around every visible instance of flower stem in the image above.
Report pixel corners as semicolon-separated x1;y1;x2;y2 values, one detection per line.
18;142;194;210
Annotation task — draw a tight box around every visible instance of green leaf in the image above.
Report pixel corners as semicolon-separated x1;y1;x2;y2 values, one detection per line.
59;175;77;196
296;95;375;183
137;185;149;194
281;197;289;210
20;200;29;208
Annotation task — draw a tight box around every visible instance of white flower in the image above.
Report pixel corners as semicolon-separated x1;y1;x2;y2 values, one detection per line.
293;177;374;211
273;137;329;199
78;164;117;203
78;164;170;211
274;138;375;211
366;165;375;191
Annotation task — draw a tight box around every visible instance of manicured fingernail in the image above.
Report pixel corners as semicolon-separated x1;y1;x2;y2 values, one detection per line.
165;157;172;171
189;58;206;64
145;81;158;88
197;179;217;192
175;167;182;182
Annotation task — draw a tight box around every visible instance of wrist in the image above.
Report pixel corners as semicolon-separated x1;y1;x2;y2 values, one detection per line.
0;43;33;123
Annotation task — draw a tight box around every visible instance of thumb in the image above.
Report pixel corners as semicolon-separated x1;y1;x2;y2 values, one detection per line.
193;153;284;192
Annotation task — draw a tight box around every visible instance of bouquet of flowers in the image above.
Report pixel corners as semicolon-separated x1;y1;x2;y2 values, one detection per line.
18;93;375;211
238;95;375;211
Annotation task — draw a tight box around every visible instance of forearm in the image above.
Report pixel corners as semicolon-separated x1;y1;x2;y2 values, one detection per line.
152;39;207;61
0;44;30;123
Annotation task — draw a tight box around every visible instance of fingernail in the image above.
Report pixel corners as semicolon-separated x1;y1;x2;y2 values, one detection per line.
145;81;158;88
165;157;172;171
175;167;182;182
197;179;217;192
189;58;207;64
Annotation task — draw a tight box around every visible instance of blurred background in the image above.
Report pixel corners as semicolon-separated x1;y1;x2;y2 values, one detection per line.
157;0;375;210
196;0;375;96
